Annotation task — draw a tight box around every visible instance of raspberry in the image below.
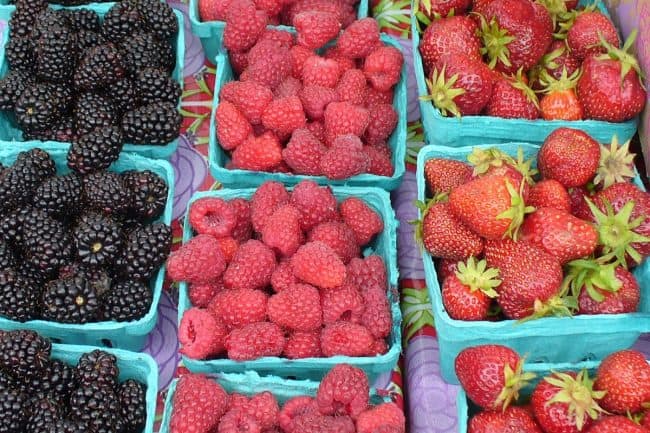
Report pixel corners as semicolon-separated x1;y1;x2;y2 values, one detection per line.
361;287;392;338
260;29;294;48
251;181;290;232
279;396;319;433
208;289;268;328
216;237;239;263
292;413;355;433
261;96;307;135
220;81;274;125
223;240;276;290
270;261;298;293
291;241;347;289
283;128;327;176
225;322;286;360
261;204;303;257
244;40;293;89
308;222;359;263
241;392;280;430
306;121;326;142
324;102;370;145
364;145;394;177
299;85;339;121
253;0;283;16
336;18;380;59
216;101;253;151
230;198;253;243
339;197;383;245
371;338;389;355
228;393;250;411
178;308;227;359
364;87;394;107
336;69;367;105
320;322;374;357
363;46;403;92
284;0;346;24
321;282;364;324
199;0;233;21
284;331;322;359
356;403;405;433
317;364;369;419
218;409;261;433
189;280;224;308
171;374;229;433
167;235;227;284
231;132;283;172
302;56;341;88
268;283;323;331
189;197;237;238
223;0;267;52
294;11;341;50
320;135;370;180
290;45;313;79
364;103;398;145
290;180;339;231
347;255;387;292
528;179;571;212
324;47;356;74
229;51;249;75
274;77;303;99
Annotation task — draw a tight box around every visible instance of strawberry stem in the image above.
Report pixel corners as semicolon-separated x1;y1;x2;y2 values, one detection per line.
477;14;516;69
494;358;536;410
421;65;466;117
543;369;606;430
467;147;514;176
455;256;501;298
593;135;637;189
497;179;536;241
561;257;622;301
597;29;645;87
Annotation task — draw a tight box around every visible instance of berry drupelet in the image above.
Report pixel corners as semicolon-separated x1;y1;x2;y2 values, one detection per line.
101;280;152;322
32;173;84;219
114;222;171;281
122;170;168;220
75;349;119;389
67;126;124;175
0;330;51;377
73;212;123;267
118;379;147;433
121;102;181;145
0;269;41;322
82;171;132;215
41;276;100;324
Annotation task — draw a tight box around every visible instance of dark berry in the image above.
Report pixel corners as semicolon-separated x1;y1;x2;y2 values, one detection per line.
14;85;60;132
9;9;37;39
0;270;40;322
34;25;76;82
21;209;73;276
74;44;126;90
0;387;27;433
69;384;123;433
122;170;168;220
82;171;132;215
41;276;99;324
58;262;113;298
73;92;116;136
0;239;15;270
137;0;178;39
102;2;143;43
118;379;147;433
121;102;180;145
32;173;84;219
101;280;152;322
114;222;171;281
119;32;174;74
23;116;77;143
0;70;34;111
76;30;107;51
73;212;122;267
107;78;137;114
27;360;77;403
0;330;51;378
40;420;87;433
75;350;119;389
63;9;100;31
0;207;33;247
25;396;63;432
67;126;124;175
135;67;180;105
5;37;34;72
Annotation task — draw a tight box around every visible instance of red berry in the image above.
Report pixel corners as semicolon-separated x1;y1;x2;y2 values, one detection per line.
290;45;313;79
225;322;286;360
220;81;273;125
178;307;227;359
299;85;339;121
216;101;252;151
294;11;341;50
243;41;292;90
284;0;347;25
528;179;571;212
231;132;283;172
223;240;276;290
291;241;347;289
320;322;374;356
292;413;355;433
171;374;229;433
363;46;403;92
324;102;370;145
198;0;233;21
284;330;322;359
253;0;283;16
346;255;387;293
320;135;370;180
261;96;307;136
336;69;367;105
229;51;249;75
279;396;319;433
317;364;369;419
251;181;290;233
218;409;261;433
364;87;394;107
167;235;227;284
306;120;326;142
188;280;223;308
223;0;267;52
259;29;294;48
239;391;280;430
309;221;359;263
360;287;392;338
339;197;383;245
364;103;397;145
189;197;237;238
356;403;405;433
268;283;323;331
370;338;389;355
321;282;364;324
364;145;394;177
283;128;327;176
274;77;303;99
290;180;339;231
302;56;342;88
261;204;303;257
324;46;356;73
270;260;298;293
208;289;268;328
229;198;253;243
336;18;380;59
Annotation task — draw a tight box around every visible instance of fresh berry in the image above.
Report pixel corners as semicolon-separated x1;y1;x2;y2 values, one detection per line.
223;0;267;52
320;135;370;180
528;179;571;212
294;11;340;50
290;180;339;232
231;132;283;172
198;0;233;21
485;75;540;119
225;322;286;361
283;128;326;175
594;350;650;414
419;15;481;72
442;257;500;321
317;364;369;419
336;18;380;59
586;416;648;433
279;396;319;433
299;85;339;121
216;101;253;151
308;221;359;264
320;322;374;357
189;281;223;308
261;96;307;136
424;158;472;195
220;81;273;126
361;286;392;338
364;103;397;146
284;331;322;359
336;69;367;105
346;255;387;293
301;56;341;89
291;241;346;289
324;101;370;145
356;403;405;433
230;198;253;242
468;406;542;433
567;11;619;61
576;264;640;315
363;46;403;92
268;284;322;332
223;240;276;290
209;289;268;329
179;307;227;359
339;197;383;246
167;235;227;284
170;374;228;433
538;128;600;188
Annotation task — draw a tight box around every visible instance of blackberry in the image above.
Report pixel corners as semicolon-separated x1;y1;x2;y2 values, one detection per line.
31;10;71;41
116;214;144;235
0;70;33;111
0;270;40;322
70;384;123;433
0;149;56;212
32;173;83;219
5;37;34;72
76;30;107;51
42;276;99;324
40;420;87;433
23;116;77;143
25;396;63;432
9;9;37;39
122;170;168;220
16;147;57;178
0;207;33;247
0;239;16;271
121;102;181;145
0;387;27;433
63;9;100;31
0;330;51;377
16;262;49;287
101;280;152;322
83;171;132;215
34;25;76;82
73;92;116;136
58;262;112;297
75;350;118;388
74;44;125;90
107;78;137;114
135;68;180;105
44;82;75;114
118;380;146;433
21;209;74;276
102;2;143;43
14;0;48;21
0;371;20;393
67;126;124;175
137;0;178;39
115;222;171;281
73;212;122;267
27;360;77;403
14;84;61;132
119;32;174;74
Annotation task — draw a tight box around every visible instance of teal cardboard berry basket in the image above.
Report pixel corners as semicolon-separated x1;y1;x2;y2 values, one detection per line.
177;186;401;382
0;3;185;159
0;143;175;351
187;0;370;62
159;370;391;433
411;0;639;147
416;142;650;384
52;343;159;433
207;33;408;190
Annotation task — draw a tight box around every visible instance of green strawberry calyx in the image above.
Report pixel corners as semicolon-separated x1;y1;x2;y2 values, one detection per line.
495;357;537;410
497;179;536;241
520;295;577;322
544;369;607;430
597;28;645;88
511;146;539;186
477;14;516;69
422;65;466;118
468;147;514;175
538;67;581;94
510;68;540;109
535;0;567;28
561;257;623;302
455;256;501;298
554;4;598;39
587;198;650;267
593;135;636;189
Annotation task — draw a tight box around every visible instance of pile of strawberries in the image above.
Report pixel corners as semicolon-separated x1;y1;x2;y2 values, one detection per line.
418;127;649;321
212;1;403;179
417;0;646;121
166;180;393;361
169;364;405;433
456;345;650;433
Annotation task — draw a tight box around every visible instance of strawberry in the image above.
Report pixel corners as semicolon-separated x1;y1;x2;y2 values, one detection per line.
641;412;650;430
283;128;326;175
220;81;273;126
593;136;637;189
261;96;307;136
418;0;472;20
531;40;581;87
291;241;347;289
532;1;553;35
363;103;397;146
521;207;598;264
299;85;339;121
441;257;500;321
339;197;383;246
274;76;302;99
364;145;394;177
538;127;600;188
594;350;650;414
539;68;584;121
417;201;484;261
198;0;233;21
424;158;472;195
484;239;564;319
567;11;619;61
261;204;303;257
587;416;649;433
569;186;594;220
215;101;252;151
363;46;403;92
290;180;339;232
418;16;481;73
436;258;459;281
424;53;494;116
294;11;341;50
336;69;367;106
577;32;646;122
308;221;359;264
485;73;540;119
449;175;534;240
223;240;276;290
468;406;543;433
223;0;267;52
268;283;323;332
467;147;536;199
531;370;605;433
574;263;640;314
231;132;283;172
455;344;535;410
324;102;370;145
320;135;370;180
336;18;380;59
302;56;341;88
528;179;571;212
